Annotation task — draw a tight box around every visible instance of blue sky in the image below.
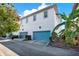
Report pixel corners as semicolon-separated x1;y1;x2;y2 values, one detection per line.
14;3;74;16
57;3;74;15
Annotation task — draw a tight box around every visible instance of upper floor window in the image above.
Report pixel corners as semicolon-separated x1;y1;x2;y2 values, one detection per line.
44;10;48;18
26;18;28;23
33;15;36;21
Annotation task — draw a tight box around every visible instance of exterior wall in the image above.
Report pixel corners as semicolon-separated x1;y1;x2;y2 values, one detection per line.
20;7;60;39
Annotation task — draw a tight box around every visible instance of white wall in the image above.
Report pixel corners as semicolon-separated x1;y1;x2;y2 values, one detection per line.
20;8;60;39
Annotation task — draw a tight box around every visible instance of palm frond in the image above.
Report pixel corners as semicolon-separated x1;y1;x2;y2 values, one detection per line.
59;12;68;20
52;22;65;36
69;9;79;20
58;29;65;35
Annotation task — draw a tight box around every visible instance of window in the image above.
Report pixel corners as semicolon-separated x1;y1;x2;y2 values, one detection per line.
26;18;28;23
33;15;36;21
44;10;48;18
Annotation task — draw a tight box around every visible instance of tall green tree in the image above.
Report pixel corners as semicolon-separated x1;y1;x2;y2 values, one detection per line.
0;3;20;36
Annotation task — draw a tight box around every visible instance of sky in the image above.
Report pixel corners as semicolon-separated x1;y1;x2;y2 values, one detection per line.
14;3;74;17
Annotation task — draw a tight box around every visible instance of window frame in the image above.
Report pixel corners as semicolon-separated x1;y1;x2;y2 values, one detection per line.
44;10;48;18
33;15;36;21
26;17;28;23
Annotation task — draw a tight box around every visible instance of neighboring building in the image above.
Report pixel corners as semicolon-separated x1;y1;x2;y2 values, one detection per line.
73;3;79;10
20;4;61;42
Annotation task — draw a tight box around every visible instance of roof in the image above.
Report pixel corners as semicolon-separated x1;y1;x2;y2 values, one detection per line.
21;4;58;20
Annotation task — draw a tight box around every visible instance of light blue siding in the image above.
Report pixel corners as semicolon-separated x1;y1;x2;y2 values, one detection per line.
33;31;50;41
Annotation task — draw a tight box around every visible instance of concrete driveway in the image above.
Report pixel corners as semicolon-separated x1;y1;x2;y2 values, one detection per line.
1;40;79;56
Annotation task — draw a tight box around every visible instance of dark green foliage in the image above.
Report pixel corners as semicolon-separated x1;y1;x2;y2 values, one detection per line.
0;3;20;36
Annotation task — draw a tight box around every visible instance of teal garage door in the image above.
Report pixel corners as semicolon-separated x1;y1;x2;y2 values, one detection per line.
20;32;28;38
33;31;50;41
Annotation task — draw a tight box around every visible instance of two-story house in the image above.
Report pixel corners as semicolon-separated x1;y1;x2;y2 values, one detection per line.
19;4;61;42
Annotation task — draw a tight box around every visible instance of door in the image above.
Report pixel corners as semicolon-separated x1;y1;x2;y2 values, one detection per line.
20;32;28;38
33;31;50;42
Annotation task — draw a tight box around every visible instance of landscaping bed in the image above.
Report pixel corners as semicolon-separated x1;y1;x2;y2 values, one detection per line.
50;41;79;52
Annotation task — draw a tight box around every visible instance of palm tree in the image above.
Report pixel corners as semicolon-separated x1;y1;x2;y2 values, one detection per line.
51;9;79;46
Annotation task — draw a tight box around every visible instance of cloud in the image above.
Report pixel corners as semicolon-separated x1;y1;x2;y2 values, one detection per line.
23;10;31;16
21;3;49;17
19;14;22;17
38;3;48;10
22;9;37;17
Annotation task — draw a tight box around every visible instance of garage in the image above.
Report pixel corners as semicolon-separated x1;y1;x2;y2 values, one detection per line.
33;31;50;42
20;32;28;38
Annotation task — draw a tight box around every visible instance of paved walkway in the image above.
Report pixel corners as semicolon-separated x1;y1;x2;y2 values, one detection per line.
0;39;11;42
1;40;79;56
0;43;18;56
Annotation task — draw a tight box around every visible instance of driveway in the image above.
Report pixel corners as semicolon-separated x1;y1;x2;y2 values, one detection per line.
1;40;79;56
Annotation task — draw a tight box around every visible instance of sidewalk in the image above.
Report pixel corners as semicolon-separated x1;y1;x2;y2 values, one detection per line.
0;39;11;42
0;44;18;56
